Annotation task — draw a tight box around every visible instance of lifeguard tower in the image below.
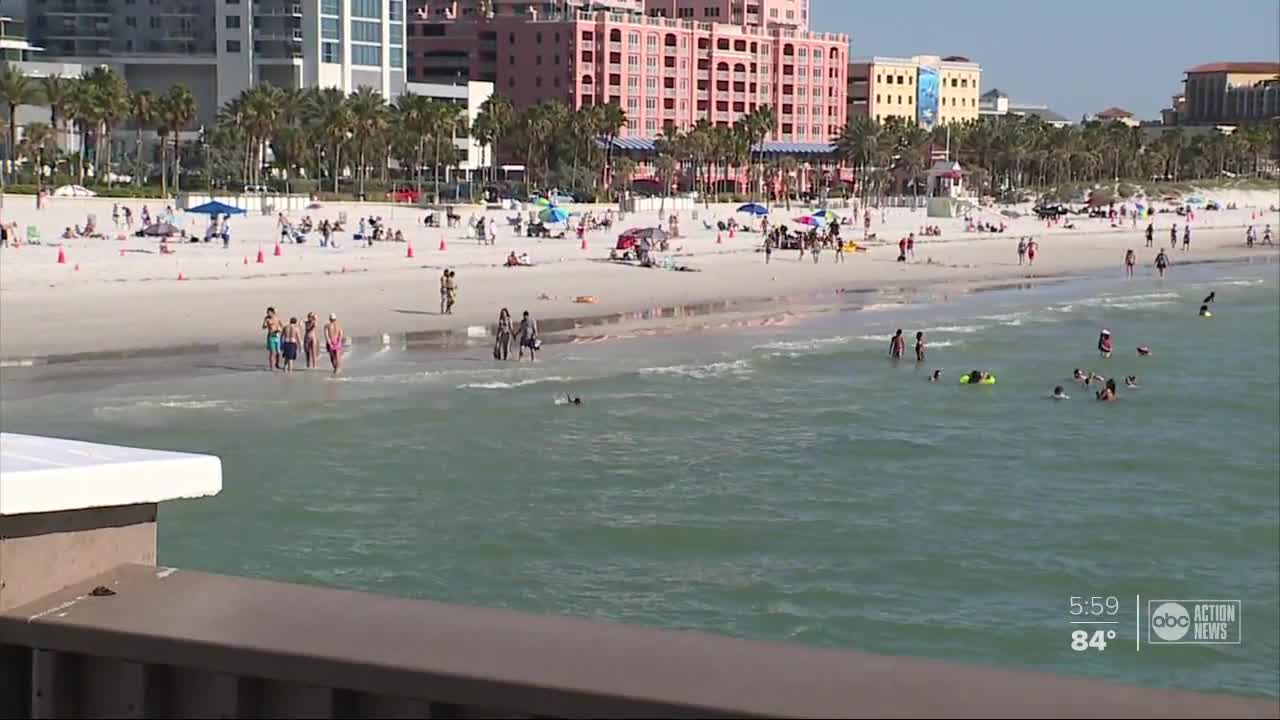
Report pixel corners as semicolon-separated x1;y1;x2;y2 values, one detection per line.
926;160;973;218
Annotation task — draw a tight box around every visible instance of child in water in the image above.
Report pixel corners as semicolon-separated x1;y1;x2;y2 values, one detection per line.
1199;304;1212;317
1125;375;1138;388
1052;386;1070;400
929;369;942;383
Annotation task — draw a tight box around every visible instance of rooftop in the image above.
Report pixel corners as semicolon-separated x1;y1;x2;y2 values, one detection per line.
1186;61;1280;74
1096;107;1134;118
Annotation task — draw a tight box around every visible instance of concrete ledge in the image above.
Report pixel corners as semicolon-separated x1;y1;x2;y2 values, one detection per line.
2;565;1276;718
0;433;222;516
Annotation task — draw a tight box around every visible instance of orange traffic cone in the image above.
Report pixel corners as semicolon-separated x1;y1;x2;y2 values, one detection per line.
177;272;186;281
438;236;447;251
256;248;265;263
580;236;588;250
406;242;415;259
273;242;282;257
56;247;66;264
716;232;722;244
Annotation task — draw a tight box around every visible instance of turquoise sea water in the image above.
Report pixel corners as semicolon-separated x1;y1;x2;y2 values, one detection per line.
3;260;1278;698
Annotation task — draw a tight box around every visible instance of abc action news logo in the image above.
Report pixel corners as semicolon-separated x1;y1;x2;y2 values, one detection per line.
1148;600;1242;644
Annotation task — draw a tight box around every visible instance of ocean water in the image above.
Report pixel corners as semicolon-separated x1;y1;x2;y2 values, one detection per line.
3;260;1278;698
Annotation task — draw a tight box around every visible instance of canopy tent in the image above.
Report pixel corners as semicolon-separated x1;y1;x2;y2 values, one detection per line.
51;184;95;197
186;200;247;216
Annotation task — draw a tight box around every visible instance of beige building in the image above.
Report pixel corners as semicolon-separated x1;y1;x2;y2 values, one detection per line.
847;54;981;127
1179;62;1279;126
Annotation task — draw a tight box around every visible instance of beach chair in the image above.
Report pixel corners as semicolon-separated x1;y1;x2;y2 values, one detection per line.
25;225;42;245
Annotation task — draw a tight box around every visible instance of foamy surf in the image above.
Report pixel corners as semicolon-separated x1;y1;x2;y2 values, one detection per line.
457;376;576;390
637;359;753;379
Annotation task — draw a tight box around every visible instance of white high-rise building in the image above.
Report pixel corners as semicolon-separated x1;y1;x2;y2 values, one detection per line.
4;0;406;126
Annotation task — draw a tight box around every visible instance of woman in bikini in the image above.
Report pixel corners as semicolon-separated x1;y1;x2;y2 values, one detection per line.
303;312;319;369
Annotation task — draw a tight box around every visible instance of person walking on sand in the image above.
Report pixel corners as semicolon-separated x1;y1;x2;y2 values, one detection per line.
906;232;915;259
304;312;319;369
123;205;133;228
112;203;120;228
835;238;845;263
444;270;458;314
518;311;539;362
889;329;906;360
1155;248;1170;278
262;307;283;371
439;270;449;314
1017;237;1027;265
1124;248;1136;277
914;331;926;362
1170;224;1178;249
764;236;773;264
1145;223;1154;248
1264;225;1273;246
494;308;514;360
1245;225;1255;248
281;317;302;372
811;240;821;264
1182;224;1191;251
324;314;344;375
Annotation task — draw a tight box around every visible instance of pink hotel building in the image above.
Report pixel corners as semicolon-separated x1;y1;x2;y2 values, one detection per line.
408;0;849;144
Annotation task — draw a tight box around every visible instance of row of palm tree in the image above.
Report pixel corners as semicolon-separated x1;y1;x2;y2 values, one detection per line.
834;113;1280;203
0;65;196;190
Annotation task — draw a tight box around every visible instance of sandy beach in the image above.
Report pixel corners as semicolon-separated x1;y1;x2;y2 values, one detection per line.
1;190;1277;361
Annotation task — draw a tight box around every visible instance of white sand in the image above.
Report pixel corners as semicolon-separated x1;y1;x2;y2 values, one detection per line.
1;191;1277;360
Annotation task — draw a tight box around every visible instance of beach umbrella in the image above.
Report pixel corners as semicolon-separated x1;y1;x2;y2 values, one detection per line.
736;202;769;216
630;227;669;240
539;206;570;224
139;222;182;237
186;200;247;216
530;196;553;208
792;215;826;227
811;209;841;222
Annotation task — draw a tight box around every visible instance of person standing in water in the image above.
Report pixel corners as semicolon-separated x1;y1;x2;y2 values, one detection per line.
1017;237;1027;265
1264;225;1273;245
914;331;926;362
494;308;514;360
281;317;302;372
444;270;458;315
1144;223;1154;248
1182;224;1191;251
1155;248;1170;277
1124;248;1136;277
323;314;343;375
1246;225;1256;248
1097;329;1113;358
1096;378;1118;402
262;307;283;371
1026;239;1038;265
889;329;906;359
439;270;449;315
518;310;539;362
303;312;319;369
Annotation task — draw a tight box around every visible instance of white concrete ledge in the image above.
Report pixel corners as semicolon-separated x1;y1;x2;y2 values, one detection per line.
0;433;222;516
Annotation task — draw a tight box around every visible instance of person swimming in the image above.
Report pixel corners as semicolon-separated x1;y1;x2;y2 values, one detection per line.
1136;345;1151;356
1125;375;1138;388
929;369;942;382
1052;385;1070;400
1202;291;1215;304
1073;368;1087;383
964;369;991;384
563;394;583;406
1199;304;1212;317
1096;378;1118;402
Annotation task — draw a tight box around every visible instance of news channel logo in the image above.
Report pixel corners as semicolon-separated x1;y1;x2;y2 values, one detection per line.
1148;600;1242;644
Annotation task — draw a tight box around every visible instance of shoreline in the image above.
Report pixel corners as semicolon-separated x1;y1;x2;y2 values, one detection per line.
3;196;1277;365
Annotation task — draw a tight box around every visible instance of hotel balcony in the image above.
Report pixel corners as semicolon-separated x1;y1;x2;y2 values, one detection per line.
0;434;1274;719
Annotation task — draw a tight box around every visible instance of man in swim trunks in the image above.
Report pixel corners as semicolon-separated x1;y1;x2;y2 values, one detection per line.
1155;249;1170;278
262;307;282;371
518;310;539;362
914;331;926;362
281;317;302;372
1097;329;1112;358
889;329;906;359
324;313;343;375
1144;223;1154;248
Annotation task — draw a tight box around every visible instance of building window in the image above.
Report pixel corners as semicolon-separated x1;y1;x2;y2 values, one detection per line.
647;34;657;47
961;78;968;88
628;76;638;88
536;32;542;44
536;77;542;87
125;16;136;26
390;0;403;21
876;74;881;83
351;44;381;66
322;42;339;63
226;39;241;52
390;46;403;68
390;23;403;45
630;32;640;44
646;119;656;131
509;55;515;65
321;0;338;13
150;17;160;28
352;21;381;43
351;0;379;18
627;97;638;110
875;94;880;103
646;98;656;110
321;17;340;40
628;54;638;66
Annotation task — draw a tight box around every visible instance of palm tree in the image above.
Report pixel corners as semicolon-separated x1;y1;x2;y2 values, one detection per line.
594;101;626;191
345;87;387;198
422;98;467;203
129;90;156;186
39;75;74;154
157;86;197;194
240;84;282;186
17;122;56;187
306;87;351;193
472;93;514;184
833;114;880;204
609;156;636;199
393;92;429;194
738;105;775;198
0;65;40;183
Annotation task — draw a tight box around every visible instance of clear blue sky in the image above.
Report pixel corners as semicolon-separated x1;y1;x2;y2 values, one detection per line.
812;0;1280;121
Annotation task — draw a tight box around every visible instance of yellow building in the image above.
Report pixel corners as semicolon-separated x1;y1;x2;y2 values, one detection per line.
847;55;981;128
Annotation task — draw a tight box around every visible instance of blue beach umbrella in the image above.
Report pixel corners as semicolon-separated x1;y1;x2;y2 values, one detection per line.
539;206;570;224
186;200;246;216
736;202;769;216
811;209;841;222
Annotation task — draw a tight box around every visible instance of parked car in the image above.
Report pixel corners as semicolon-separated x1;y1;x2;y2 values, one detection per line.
1032;203;1070;219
